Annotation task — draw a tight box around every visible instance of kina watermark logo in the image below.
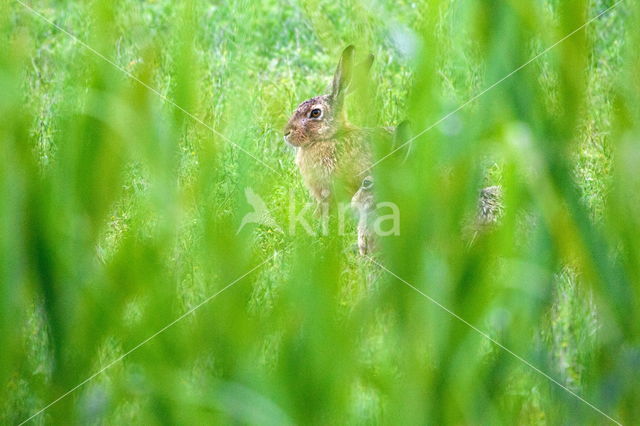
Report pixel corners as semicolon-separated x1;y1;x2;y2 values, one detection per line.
236;188;282;234
237;187;400;238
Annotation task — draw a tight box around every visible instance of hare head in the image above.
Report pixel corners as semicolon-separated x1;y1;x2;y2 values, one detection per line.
351;175;375;213
284;46;373;148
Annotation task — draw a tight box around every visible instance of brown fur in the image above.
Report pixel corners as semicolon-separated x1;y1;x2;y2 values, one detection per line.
284;46;376;206
351;176;375;255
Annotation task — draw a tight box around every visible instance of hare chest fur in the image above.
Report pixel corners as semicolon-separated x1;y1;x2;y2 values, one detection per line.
295;141;337;202
294;131;372;204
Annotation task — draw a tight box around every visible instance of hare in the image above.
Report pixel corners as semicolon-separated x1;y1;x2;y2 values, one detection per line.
352;176;504;255
284;46;378;211
351;175;376;255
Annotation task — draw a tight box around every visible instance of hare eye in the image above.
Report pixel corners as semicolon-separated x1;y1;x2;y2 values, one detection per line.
362;177;373;189
310;108;322;118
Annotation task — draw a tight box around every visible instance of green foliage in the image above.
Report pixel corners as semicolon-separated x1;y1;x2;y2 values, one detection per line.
1;0;638;424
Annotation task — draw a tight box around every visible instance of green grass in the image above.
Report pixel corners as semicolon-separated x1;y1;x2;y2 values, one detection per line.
2;0;639;424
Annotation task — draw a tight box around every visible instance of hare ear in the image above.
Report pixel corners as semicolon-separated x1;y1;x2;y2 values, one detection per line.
358;54;375;75
349;53;374;95
394;120;414;162
330;45;355;102
394;120;412;146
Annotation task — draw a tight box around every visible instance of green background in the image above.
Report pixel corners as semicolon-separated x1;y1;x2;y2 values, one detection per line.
1;0;637;424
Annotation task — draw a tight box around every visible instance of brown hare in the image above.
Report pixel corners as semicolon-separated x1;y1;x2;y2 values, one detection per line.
284;46;378;211
351;175;376;255
351;175;504;255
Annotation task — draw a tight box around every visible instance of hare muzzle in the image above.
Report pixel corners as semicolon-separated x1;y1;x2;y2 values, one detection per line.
283;123;301;147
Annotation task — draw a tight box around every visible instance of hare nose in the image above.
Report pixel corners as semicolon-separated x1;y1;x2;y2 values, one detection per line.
284;124;296;137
